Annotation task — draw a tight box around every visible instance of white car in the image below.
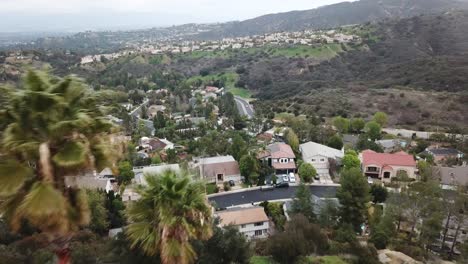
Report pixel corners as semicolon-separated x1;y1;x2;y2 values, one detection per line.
289;173;296;183
282;175;289;182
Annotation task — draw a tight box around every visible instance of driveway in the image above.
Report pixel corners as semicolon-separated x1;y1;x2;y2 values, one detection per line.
208;185;337;208
234;96;254;119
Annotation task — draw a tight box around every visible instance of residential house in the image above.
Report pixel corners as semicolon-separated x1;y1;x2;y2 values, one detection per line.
376;139;407;153
360;150;417;182
425;148;464;163
434;165;468;189
258;143;296;175
299;141;344;177
139;137;174;152
147;105;166;119
133;164;181;186
193;155;241;183
216;207;270;240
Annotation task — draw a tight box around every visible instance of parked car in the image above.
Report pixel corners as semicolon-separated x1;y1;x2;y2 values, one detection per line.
282;175;289;182
260;185;275;191
275;182;289;188
314;174;320;181
289;173;296;183
228;180;235;187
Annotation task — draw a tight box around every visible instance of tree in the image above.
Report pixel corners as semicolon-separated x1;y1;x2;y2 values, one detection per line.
298;163;317;183
266;215;328;264
86;190;109;235
370;185;388;203
327;134;343;150
118;161;135;185
318;199;339;229
342;151;360;169
229;134;247;161
126;170;213;264
106;191;126;228
333;116;350;134
373;112;388;127
337;168;370;232
350;118;365;133
0;71;122;263
165;149;177;163
291;183;315;222
285;129;299;153
239;154;258;183
365;121;382;141
195;225;252;264
153;111;167;130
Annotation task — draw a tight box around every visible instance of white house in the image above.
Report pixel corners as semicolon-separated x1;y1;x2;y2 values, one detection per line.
216;207;270;240
133;164;181;186
299;141;344;177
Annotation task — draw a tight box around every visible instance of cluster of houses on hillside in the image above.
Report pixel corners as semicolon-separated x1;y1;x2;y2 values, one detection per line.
80;29;360;65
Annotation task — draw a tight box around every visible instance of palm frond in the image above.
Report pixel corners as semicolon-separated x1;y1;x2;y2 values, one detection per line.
0;160;33;196
52;141;87;168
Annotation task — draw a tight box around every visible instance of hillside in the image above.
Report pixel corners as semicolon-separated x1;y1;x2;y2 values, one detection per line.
198;0;468;39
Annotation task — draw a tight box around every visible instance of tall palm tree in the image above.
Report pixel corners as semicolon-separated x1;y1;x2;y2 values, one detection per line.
0;71;123;263
126;170;213;264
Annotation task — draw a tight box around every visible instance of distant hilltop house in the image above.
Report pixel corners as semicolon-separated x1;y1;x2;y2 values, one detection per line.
215;207;270;240
192;155;241;184
299;141;344;177
360;150;417;182
434;164;468;189
424;147;464;163
258;143;296;175
376;139;407;153
147;104;166;119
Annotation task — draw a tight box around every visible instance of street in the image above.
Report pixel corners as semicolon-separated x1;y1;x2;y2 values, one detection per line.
208;185;337;208
234;96;254;119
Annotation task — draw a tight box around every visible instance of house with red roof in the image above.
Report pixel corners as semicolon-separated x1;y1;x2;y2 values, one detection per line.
360;150;417;181
258;143;296;174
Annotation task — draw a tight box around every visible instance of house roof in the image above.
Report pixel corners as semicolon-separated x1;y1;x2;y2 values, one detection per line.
136;164;181;185
266;143;295;159
299;141;343;160
217;207;269;226
272;161;296;170
427;148;463;156
376;139;398;149
437;166;468;186
197;156;240;178
361;150;416;167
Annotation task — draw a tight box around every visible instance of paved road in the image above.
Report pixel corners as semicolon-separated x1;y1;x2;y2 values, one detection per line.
209;185;337;208
234;96;254;119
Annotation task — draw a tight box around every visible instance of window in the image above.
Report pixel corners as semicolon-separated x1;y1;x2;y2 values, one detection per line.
254;230;263;236
311;159;316;162
383;172;391;179
279;158;288;163
367;167;378;172
320;159;325;162
254;222;264;226
241;224;246;228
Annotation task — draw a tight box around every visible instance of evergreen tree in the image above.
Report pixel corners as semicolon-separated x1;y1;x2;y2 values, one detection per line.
337;168;370;232
291;183;316;222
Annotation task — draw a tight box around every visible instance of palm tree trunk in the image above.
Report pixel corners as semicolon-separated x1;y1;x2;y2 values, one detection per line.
449;222;461;258
441;212;452;250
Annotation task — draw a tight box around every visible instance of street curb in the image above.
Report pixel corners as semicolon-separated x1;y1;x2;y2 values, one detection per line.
207;183;340;198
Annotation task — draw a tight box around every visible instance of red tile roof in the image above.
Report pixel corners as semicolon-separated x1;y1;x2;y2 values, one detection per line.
267;143;295;159
362;150;416;167
272;161;296;170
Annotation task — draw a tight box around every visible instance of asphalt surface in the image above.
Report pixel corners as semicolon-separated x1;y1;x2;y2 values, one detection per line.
234;96;254;119
209;185;337;208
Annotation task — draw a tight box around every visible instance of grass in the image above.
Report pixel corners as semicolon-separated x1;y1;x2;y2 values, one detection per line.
250;256;346;264
228;87;252;98
186;72;252;99
205;183;218;194
250;256;275;264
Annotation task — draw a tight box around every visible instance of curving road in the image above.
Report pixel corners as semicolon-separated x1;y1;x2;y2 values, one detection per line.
208;185;337;208
234;96;254;119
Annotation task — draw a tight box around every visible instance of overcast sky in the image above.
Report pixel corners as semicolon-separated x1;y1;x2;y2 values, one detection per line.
0;0;354;32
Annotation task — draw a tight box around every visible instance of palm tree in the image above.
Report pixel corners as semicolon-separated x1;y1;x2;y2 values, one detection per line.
126;170;213;264
0;71;123;263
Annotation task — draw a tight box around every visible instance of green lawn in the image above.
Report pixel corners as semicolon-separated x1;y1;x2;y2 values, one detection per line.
227;87;252;98
186;72;252;99
250;256;275;264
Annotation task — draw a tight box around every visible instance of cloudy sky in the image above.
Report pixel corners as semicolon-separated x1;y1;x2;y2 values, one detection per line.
0;0;353;32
